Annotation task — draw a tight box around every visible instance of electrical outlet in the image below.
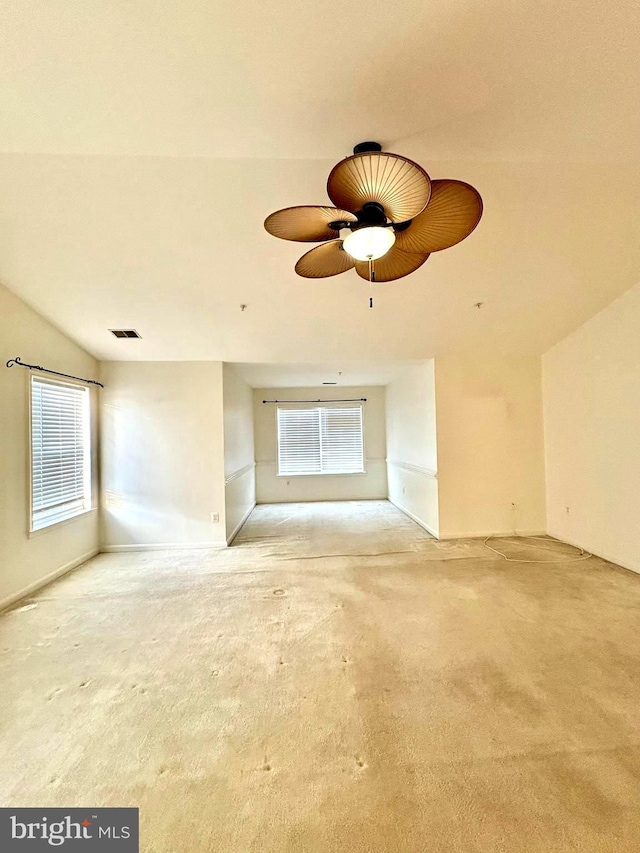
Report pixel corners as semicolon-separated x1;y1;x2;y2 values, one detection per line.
211;512;219;523
566;506;570;515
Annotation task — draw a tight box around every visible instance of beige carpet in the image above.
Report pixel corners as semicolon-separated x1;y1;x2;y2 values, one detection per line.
1;500;640;852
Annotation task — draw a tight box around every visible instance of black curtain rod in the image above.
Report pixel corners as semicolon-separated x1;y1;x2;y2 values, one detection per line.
5;357;104;388
263;398;367;404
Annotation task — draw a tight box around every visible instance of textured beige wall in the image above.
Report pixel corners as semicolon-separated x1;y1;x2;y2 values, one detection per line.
543;282;640;572
435;356;546;538
385;362;439;537
0;283;99;608
223;363;255;542
100;361;226;549
253;386;387;503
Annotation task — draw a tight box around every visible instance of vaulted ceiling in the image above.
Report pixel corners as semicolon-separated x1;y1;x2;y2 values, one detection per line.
1;0;639;361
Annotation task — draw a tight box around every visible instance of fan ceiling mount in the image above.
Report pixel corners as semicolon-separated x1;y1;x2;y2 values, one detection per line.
264;142;483;283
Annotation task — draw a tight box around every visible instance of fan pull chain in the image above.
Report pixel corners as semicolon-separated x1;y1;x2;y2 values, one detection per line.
368;259;374;308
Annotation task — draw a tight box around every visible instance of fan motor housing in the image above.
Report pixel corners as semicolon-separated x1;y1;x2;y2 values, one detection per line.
354;202;387;228
353;141;383;154
329;202;388;233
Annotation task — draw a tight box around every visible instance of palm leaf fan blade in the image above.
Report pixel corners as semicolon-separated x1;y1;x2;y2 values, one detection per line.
264;206;357;242
394;180;483;254
327;153;431;223
295;240;356;278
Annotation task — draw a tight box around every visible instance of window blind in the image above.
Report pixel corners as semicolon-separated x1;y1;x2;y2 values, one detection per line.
277;405;364;476
31;376;91;531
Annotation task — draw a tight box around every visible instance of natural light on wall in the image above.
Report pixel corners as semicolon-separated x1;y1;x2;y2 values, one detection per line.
30;376;92;531
277;405;364;476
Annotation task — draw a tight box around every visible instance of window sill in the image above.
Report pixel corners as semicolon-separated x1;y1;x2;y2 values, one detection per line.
29;507;97;538
276;471;367;478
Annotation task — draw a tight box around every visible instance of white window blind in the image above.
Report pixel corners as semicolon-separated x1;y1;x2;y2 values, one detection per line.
277;405;364;476
31;376;92;531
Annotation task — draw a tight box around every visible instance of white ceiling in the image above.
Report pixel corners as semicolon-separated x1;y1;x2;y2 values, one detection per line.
233;362;418;389
1;0;640;363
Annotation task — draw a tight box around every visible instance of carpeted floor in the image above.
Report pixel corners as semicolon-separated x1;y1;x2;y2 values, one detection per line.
1;500;640;852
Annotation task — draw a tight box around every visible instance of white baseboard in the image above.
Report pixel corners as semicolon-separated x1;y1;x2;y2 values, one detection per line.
438;529;547;540
226;502;257;546
547;531;640;575
388;497;439;538
101;541;224;553
255;496;387;505
0;548;99;613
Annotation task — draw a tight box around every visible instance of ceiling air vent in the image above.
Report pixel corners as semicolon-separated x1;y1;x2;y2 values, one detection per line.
110;329;141;339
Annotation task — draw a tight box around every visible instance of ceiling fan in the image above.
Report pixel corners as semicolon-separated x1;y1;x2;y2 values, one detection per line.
264;142;483;282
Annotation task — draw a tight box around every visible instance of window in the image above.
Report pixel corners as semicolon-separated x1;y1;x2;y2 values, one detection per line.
277;405;364;476
30;376;92;531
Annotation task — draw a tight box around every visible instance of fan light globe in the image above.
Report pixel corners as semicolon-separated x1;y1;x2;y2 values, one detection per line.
342;226;395;262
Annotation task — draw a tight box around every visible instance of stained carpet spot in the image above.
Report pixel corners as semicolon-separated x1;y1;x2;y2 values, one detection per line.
272;589;286;597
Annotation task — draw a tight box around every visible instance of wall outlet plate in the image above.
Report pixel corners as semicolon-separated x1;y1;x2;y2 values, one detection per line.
211;512;219;523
